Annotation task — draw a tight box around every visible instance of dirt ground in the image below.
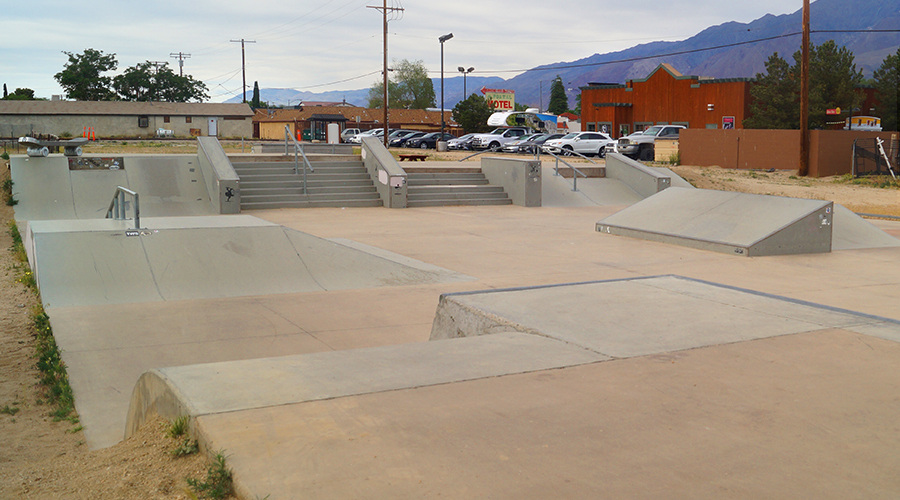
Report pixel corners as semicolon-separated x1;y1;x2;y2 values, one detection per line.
0;143;897;499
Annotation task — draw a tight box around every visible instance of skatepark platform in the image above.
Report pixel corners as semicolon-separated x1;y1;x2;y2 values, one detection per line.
597;187;900;256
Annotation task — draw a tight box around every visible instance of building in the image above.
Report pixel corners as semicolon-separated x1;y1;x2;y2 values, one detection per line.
580;63;752;138
0;100;254;139
254;106;455;140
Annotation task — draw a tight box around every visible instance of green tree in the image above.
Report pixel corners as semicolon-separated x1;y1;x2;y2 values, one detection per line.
113;62;208;102
4;88;38;100
251;81;261;108
452;94;493;133
745;41;864;129
367;59;435;109
573;93;582;116
548;76;568;115
54;48;118;101
744;52;799;129
873;47;900;131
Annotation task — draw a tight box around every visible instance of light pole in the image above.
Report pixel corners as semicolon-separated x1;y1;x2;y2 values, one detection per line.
458;66;474;101
439;33;453;139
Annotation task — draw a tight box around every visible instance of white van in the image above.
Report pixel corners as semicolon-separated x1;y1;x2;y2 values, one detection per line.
340;128;361;142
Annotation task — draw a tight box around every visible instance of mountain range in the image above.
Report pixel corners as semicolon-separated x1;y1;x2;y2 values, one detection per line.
228;0;900;110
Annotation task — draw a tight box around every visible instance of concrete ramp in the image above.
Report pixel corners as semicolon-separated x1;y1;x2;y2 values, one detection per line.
832;204;900;251
596;187;834;256
27;215;470;308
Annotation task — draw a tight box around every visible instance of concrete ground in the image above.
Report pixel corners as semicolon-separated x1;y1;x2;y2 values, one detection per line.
19;157;900;498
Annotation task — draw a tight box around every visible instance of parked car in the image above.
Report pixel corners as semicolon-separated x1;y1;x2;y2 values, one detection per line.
405;132;456;149
447;133;477;151
501;133;541;153
516;133;564;154
346;128;382;144
340;128;361;142
542;132;614;157
614;125;685;160
390;131;425;148
470;127;530;150
387;129;417;140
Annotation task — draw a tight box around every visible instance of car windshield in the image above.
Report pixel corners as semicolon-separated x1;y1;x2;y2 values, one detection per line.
488;128;506;135
642;126;663;136
560;133;578;140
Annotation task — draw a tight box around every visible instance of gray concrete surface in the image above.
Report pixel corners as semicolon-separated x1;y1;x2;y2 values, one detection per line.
597;187;835;256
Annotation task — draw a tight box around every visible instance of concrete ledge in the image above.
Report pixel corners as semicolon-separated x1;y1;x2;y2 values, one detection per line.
605;152;671;198
124;332;608;439
197;137;240;214
362;136;407;208
252;142;354;155
481;157;541;207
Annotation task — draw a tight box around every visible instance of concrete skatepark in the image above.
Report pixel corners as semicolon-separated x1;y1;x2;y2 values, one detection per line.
10;142;900;499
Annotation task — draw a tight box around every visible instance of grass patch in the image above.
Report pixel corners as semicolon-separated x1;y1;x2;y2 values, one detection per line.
1;405;20;416
172;437;200;457
167;415;191;438
186;451;233;499
3;178;17;206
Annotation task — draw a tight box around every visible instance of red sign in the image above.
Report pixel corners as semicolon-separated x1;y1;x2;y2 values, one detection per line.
826;108;841;115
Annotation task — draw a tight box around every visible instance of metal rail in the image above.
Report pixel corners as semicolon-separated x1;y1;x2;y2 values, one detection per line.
106;186;140;229
284;126;315;195
542;149;591;192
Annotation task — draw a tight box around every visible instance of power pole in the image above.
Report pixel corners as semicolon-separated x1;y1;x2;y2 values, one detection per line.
799;0;810;176
169;52;191;76
230;39;257;103
368;0;403;147
147;61;167;101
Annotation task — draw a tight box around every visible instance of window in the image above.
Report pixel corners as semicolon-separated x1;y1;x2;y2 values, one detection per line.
634;122;652;132
138;116;149;128
597;122;612;135
586;122;596;132
706;124;718;129
619;124;630;137
163;116;170;123
185;116;192;124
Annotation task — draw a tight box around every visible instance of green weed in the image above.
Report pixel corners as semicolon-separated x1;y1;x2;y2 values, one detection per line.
172;437;199;457
2;178;16;206
168;415;190;438
1;405;20;416
186;451;233;499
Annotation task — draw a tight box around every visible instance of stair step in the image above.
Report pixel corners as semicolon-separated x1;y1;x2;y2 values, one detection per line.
408;192;510;202
241;186;377;196
241;199;383;210
408;185;504;195
406;198;513;207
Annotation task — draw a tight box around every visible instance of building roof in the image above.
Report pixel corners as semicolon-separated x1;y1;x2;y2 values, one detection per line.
254;106;451;125
0;100;254;117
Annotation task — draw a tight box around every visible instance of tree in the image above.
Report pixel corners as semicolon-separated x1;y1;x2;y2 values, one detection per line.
452;94;493;133
366;59;435;109
548;76;568;115
113;62;208;102
874;47;900;131
745;41;864;129
251;81;261;108
573;93;582;116
54;48;117;101
4;88;38;100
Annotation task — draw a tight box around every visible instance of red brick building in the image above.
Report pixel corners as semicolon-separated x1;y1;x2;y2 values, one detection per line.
580;63;752;138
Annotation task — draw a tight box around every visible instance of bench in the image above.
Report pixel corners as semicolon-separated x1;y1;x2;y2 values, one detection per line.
398;154;427;162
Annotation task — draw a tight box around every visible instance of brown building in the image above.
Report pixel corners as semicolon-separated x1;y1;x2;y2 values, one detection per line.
580;63;752;138
254;106;455;140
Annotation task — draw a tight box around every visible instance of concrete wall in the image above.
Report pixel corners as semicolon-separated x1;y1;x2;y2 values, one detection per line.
197;137;241;214
681;129;899;176
0;114;252;140
605;153;672;198
480;157;542;207
361;136;407;208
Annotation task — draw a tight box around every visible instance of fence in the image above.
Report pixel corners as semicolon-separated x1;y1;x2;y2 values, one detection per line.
852;137;899;177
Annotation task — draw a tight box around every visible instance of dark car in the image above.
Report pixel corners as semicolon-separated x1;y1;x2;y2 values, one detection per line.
390;131;425;148
517;133;564;154
447;133;477;151
405;132;456;149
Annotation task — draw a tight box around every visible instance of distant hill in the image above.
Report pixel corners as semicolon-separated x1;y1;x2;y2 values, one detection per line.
228;0;899;110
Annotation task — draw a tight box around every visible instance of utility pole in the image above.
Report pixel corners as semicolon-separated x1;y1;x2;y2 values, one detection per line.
368;0;403;147
147;61;166;101
169;52;191;76
230;39;256;103
799;0;810;176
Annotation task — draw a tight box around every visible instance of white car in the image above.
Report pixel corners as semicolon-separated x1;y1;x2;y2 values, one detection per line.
542;132;615;157
501;134;541;153
340;128;361;142
347;128;383;144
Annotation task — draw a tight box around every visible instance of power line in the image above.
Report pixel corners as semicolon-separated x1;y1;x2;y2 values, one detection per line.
169;52;191;76
229;39;257;103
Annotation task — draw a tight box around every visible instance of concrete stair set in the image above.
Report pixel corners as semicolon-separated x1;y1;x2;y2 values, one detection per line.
406;169;512;207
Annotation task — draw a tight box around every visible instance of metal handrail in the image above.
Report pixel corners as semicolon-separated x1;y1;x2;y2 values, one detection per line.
542;149;590;192
106;186;140;229
284;126;315;195
457;145;503;162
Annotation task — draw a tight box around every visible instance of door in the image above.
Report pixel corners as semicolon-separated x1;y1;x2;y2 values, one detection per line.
208;118;218;136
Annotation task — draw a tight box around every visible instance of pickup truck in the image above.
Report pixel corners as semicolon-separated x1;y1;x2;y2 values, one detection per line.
470;127;530;150
614;125;685;161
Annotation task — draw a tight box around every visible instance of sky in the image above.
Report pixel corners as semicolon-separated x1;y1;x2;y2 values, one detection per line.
2;0;803;102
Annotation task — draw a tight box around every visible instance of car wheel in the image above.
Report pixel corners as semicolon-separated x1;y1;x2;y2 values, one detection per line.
639;146;654;162
598;147;606;158
420;142;429;149
562;145;573;156
489;141;501;150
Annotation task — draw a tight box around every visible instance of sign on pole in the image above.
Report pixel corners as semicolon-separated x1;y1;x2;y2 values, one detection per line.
481;87;516;110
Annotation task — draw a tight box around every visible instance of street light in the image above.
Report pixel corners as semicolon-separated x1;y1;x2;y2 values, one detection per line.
439;33;453;140
458;66;474;100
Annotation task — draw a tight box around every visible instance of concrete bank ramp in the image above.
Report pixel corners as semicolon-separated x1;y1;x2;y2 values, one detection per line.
596;187;836;256
28;215;470;308
11;154;217;221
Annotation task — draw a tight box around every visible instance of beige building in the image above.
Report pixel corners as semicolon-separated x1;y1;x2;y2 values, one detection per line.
0;100;254;139
254;106;455;140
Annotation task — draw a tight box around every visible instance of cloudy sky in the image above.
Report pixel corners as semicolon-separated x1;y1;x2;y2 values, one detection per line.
3;0;803;102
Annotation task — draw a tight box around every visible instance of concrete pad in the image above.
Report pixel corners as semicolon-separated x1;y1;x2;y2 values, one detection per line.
597;187;835;256
832;204;900;250
28;214;470;307
430;275;892;358
196;329;900;500
125;332;608;437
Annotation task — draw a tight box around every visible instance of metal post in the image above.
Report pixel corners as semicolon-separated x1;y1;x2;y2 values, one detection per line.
439;34;454;139
799;0;810;176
